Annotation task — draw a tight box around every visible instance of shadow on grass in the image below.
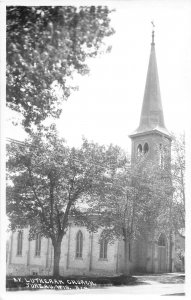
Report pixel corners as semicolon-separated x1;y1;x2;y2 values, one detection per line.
134;274;185;284
162;293;185;296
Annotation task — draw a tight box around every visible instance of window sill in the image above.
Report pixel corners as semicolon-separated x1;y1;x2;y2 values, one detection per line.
75;257;83;260
99;258;108;261
16;254;22;257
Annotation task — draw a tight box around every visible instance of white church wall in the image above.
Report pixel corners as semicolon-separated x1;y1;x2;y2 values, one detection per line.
7;224;175;276
117;240;125;273
136;239;147;272
11;228;29;266
29;237;47;268
91;230;117;274
66;225;90;274
7;225;121;276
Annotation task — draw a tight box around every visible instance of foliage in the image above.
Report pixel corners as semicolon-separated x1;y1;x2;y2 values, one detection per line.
171;133;185;235
81;133;185;273
176;247;185;264
6;126;125;275
85;155;172;273
6;6;114;130
175;242;185;272
91;160;171;238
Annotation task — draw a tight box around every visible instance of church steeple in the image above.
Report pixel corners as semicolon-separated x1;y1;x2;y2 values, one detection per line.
129;27;172;165
151;28;155;45
130;28;170;138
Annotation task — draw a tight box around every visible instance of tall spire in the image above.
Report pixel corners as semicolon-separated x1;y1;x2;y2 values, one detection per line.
151;21;155;45
130;25;170;138
152;30;155;45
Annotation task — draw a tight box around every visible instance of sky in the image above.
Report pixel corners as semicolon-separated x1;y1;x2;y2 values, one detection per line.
5;0;191;154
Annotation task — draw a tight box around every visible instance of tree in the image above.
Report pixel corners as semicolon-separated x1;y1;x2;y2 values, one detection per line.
6;126;124;276
171;133;185;271
171;133;185;236
86;156;171;274
6;6;114;130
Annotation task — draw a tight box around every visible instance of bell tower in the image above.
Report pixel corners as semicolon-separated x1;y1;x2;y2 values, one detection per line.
129;29;172;166
129;27;174;273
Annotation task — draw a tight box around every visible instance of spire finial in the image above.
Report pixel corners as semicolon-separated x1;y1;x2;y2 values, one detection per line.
151;20;155;45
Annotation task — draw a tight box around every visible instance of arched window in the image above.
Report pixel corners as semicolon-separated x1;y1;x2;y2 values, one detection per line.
35;233;41;256
76;231;83;258
17;231;23;256
100;238;108;259
144;142;149;154
158;233;166;246
137;144;142;157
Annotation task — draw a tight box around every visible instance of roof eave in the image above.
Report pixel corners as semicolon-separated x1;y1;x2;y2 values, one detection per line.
129;129;172;140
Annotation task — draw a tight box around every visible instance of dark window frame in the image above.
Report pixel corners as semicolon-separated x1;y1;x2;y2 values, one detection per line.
99;238;108;259
35;233;41;256
17;231;23;256
158;233;166;247
76;230;83;258
143;142;149;154
137;144;142;157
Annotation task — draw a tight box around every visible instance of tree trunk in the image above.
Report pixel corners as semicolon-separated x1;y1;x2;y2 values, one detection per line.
169;229;173;272
124;237;130;275
53;241;62;277
169;195;173;273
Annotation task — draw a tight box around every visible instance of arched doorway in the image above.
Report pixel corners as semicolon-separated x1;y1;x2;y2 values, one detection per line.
158;233;167;273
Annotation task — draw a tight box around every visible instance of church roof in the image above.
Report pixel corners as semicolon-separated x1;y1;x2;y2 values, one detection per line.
130;30;171;139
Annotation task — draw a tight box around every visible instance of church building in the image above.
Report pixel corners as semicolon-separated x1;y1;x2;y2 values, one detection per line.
6;30;175;276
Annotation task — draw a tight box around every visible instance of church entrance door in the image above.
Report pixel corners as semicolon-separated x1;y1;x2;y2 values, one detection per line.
157;233;167;273
158;246;166;272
